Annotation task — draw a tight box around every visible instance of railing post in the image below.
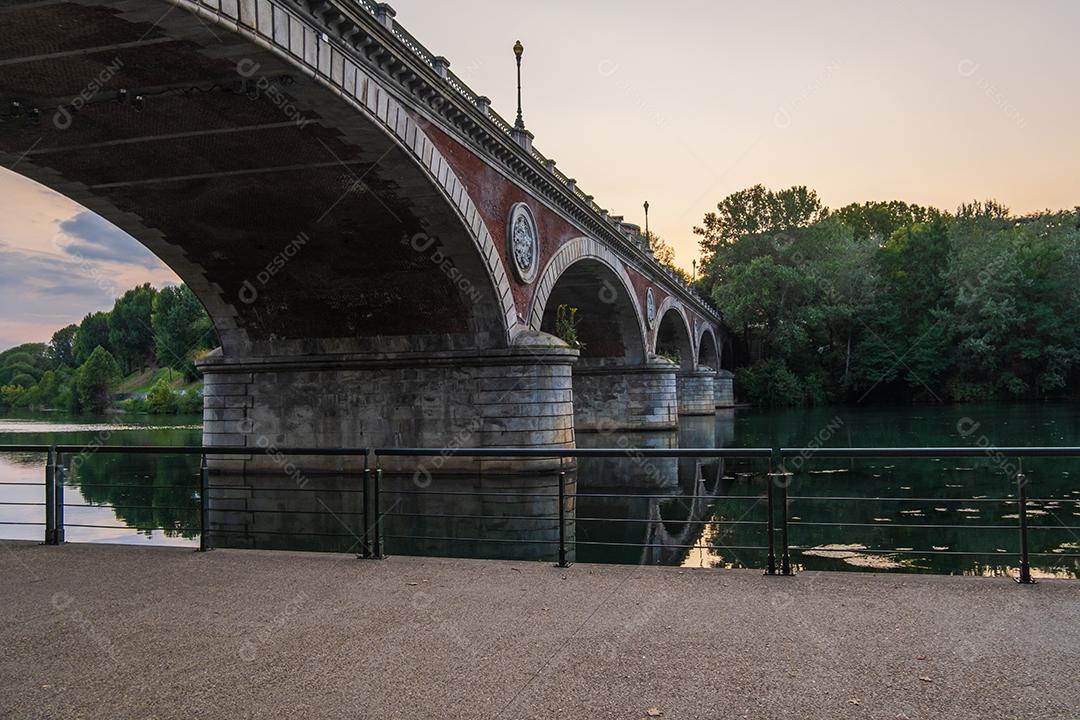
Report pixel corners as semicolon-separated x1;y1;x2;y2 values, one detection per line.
779;456;792;576
1016;458;1035;585
54;451;65;544
360;465;372;559
765;455;777;576
198;454;211;552
373;467;384;559
556;470;570;568
44;446;57;545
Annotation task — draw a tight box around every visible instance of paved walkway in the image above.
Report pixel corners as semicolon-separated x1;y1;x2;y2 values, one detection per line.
1;540;1078;719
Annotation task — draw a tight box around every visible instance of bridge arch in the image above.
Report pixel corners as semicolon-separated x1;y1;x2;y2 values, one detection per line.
529;237;648;366
528;237;677;430
697;326;721;371
652;299;695;372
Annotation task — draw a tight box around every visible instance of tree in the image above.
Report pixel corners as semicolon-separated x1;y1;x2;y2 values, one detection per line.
942;210;1080;399
151;285;214;379
8;372;36;389
47;324;79;368
73;312;111;366
647;232;691;282
108;283;157;373
75;346;120;413
695;185;827;281
0;343;50;385
956;199;1010;222
832;200;943;243
0;361;41;387
847;219;955;400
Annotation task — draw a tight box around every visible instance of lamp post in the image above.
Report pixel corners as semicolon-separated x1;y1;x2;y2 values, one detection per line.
513;40;525;130
643;200;651;248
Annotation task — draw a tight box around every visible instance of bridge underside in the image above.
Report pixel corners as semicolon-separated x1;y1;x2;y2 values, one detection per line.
0;0;727;465
0;0;504;357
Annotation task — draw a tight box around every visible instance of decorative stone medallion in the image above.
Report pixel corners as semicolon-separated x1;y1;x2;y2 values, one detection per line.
646;287;657;327
507;202;539;284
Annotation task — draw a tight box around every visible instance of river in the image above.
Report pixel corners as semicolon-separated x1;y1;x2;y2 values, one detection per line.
1;404;1077;578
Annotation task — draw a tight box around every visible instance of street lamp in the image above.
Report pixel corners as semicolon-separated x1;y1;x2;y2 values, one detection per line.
643;200;651;247
513;40;525;130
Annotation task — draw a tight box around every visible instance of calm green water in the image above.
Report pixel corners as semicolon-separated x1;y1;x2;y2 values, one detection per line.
710;404;1080;578
0;413;202;546
0;404;1077;577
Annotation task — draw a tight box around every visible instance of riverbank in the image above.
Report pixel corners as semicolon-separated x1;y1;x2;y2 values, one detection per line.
2;541;1078;719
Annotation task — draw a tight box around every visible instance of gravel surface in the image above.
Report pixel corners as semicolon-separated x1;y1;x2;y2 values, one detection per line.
2;540;1078;719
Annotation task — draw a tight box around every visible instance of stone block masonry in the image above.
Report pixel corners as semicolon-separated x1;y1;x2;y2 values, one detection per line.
676;370;716;415
715;369;735;408
572;365;678;432
198;343;579;474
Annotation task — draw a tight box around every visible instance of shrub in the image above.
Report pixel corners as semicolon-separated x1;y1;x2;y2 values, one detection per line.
736;359;809;406
121;397;149;414
0;384;28;408
658;350;681;365
945;381;993;402
146;378;178;414
176;390;203;414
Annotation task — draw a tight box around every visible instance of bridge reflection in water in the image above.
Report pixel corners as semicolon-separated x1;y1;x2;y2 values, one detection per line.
207;462;571;562
204;412;756;565
574;412;765;568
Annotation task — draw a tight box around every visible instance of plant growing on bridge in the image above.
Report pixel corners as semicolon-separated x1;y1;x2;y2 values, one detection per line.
555;304;584;350
658;349;681;365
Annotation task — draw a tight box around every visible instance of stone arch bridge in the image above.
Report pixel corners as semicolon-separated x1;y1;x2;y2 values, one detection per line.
0;0;733;459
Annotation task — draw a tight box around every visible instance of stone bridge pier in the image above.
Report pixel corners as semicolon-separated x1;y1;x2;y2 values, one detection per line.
200;335;578;473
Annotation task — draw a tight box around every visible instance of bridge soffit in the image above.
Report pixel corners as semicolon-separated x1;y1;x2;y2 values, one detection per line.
173;0;520;340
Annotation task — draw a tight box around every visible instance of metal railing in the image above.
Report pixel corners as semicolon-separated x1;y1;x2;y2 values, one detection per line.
376;447;772;568
2;444;1079;582
776;447;1080;584
0;445;772;566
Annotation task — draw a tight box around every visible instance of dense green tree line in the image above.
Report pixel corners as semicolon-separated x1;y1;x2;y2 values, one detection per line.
695;185;1080;405
0;283;216;413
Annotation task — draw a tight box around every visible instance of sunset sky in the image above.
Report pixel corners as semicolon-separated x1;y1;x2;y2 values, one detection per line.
2;0;1078;350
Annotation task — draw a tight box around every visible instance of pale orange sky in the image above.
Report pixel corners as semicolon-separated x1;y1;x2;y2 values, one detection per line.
2;0;1078;349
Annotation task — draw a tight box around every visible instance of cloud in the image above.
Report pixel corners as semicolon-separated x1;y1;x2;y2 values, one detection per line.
57;212;164;269
0;244;121;350
0;245;118;310
0;172;180;350
0;240;180;350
